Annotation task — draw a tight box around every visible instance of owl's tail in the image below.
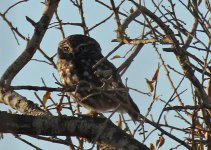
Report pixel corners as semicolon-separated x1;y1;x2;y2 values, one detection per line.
126;95;140;121
117;93;140;121
127;108;140;121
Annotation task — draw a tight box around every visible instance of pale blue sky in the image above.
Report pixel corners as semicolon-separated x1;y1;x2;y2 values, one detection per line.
0;0;205;149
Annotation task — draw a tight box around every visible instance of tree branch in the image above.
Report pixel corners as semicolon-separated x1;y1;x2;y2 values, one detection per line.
0;111;149;150
0;0;59;86
130;0;210;120
0;89;47;115
0;0;60;115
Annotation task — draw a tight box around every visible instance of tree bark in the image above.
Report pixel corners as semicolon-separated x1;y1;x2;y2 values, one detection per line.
0;111;149;150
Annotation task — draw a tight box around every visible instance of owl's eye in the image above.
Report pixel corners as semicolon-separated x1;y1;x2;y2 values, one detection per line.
63;47;70;53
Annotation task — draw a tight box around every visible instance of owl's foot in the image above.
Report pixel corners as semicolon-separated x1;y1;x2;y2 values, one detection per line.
85;110;99;117
76;111;99;118
77;111;105;119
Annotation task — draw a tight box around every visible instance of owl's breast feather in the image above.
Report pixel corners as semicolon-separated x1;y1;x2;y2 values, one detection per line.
57;59;79;86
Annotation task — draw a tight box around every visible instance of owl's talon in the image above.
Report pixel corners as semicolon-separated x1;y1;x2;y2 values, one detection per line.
77;111;100;118
85;111;99;117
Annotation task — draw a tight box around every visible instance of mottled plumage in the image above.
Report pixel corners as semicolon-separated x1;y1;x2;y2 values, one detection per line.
57;34;140;120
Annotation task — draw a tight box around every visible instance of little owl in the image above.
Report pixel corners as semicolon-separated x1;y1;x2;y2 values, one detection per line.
57;34;140;120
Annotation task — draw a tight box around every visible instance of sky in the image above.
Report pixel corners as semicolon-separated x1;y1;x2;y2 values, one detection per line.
0;0;206;149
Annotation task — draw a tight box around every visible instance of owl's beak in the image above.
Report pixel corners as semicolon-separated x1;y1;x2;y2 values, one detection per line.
58;47;74;60
57;48;63;56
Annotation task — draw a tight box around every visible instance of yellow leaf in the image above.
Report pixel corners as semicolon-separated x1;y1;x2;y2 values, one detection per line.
205;131;209;141
117;114;122;129
145;78;154;92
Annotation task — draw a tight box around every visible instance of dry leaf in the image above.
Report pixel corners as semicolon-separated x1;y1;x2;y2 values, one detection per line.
156;136;165;148
43;91;51;107
197;144;204;150
205;131;209;141
111;55;122;60
146;78;154;92
57;105;64;112
117;114;122;129
150;143;155;150
152;67;160;81
130;7;134;13
206;0;210;9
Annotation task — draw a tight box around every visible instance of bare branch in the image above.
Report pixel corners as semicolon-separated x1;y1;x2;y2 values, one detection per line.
0;0;59;86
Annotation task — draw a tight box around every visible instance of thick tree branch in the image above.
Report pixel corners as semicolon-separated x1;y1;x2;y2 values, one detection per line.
0;89;47;115
0;111;149;150
11;85;75;92
0;0;59;115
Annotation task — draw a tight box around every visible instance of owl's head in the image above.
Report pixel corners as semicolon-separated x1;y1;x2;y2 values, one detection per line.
58;34;102;60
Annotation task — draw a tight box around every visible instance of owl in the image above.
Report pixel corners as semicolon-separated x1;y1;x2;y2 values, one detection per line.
57;34;140;120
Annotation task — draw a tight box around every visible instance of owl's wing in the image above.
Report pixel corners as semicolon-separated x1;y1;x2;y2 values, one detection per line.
92;59;140;119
